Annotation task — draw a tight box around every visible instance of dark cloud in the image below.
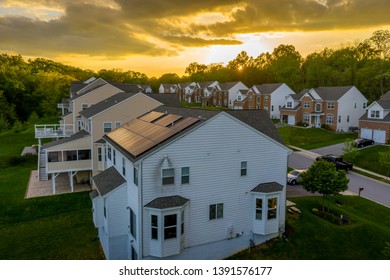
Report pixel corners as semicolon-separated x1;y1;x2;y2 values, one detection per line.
0;0;389;58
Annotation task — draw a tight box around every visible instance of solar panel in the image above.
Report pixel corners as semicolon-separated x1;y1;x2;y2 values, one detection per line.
107;112;201;158
153;114;183;127
139;111;165;123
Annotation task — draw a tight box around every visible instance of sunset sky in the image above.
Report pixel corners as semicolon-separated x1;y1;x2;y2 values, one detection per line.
0;0;389;77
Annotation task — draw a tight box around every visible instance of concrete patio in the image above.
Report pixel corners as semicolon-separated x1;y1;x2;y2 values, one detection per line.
25;170;92;198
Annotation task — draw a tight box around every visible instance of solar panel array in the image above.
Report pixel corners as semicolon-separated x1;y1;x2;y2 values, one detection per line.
106;112;199;157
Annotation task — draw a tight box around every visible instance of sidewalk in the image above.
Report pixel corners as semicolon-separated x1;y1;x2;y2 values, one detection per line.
289;145;389;181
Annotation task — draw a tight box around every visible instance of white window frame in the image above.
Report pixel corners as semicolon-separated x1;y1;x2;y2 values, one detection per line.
209;203;223;220
286;101;292;108
103;122;112;133
326;114;334;124
241;161;247;176
327;102;334;109
267;197;277;220
304;101;310;108
370;110;380;118
115;121;121;129
181;167;189;184
162;168;174;185
255;198;263;220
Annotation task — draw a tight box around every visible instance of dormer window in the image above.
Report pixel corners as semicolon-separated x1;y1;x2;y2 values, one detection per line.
286;101;292;108
370;110;380;118
237;95;242;101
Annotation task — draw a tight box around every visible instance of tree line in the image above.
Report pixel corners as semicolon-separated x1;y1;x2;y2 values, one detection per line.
0;30;389;131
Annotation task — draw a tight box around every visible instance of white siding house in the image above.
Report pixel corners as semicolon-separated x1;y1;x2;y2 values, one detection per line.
91;106;290;260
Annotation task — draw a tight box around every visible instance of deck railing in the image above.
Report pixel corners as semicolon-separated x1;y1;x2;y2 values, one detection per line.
35;124;74;138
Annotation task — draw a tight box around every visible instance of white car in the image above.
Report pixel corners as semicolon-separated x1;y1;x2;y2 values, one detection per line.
287;169;306;185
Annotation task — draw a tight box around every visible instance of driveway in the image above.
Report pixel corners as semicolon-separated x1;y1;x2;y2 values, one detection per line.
310;143;345;156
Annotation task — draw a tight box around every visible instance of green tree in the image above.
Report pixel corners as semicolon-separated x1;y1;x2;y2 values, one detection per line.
300;160;349;212
342;139;360;162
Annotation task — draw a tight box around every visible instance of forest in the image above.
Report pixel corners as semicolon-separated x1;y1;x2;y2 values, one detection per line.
0;30;389;131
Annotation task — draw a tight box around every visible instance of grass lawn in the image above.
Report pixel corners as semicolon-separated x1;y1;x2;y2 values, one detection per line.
0;127;104;259
228;196;390;260
278;126;356;150
351;145;390;177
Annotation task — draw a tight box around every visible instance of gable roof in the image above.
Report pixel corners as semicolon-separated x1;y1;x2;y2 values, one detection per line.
359;111;390;122
253;83;283;95
41;130;90;149
198;81;218;89
219;81;244;91
144;195;190;209
79;92;137;118
316;86;354;100
377;91;390;109
104;105;284;162
92;166;126;196
251;182;284;193
108;82;142;93
146;93;181;107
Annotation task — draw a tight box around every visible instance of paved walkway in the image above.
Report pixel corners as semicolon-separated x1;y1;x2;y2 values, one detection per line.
25;170;91;198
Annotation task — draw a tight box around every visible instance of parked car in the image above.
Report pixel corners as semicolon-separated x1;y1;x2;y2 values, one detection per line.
316;154;353;171
354;138;375;148
287;169;306;185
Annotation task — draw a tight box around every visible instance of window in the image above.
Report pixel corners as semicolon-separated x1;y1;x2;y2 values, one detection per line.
130;209;136;240
164;214;177;240
354;102;357;108
181;210;184;235
264;96;269;101
267;198;277;220
48;152;59;162
303;113;309;123
65;150;77;161
98;148;102;162
347;115;350;123
327;102;334;109
82;103;88;110
209;203;223;220
315;103;322;112
370;110;380;118
249;105;253;109
249;96;253;101
113;149;116;165
286;101;292;108
257;97;260;103
103;122;112;133
103;198;107;218
271;105;274;111
363;103;367;109
237;95;242;101
241;161;247;176
162;168;174;185
338;115;341;123
304;101;310;108
115;121;121;129
255;198;263;220
326;114;334;124
181;167;189;184
78;149;91;160
151;215;158;240
122;157;126;176
107;146;111;160
264;105;269;111
133;166;139;186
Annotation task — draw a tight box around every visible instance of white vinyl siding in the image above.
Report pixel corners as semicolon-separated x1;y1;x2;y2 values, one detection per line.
141;113;289;257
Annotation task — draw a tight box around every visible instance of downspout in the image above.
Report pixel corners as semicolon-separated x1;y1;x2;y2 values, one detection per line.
90;118;94;184
138;158;144;260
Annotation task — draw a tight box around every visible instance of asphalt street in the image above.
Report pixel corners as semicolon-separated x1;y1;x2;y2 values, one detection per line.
288;148;390;207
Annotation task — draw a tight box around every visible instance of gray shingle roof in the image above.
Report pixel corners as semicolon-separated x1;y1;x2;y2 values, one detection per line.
104;105;284;162
92;166;126;196
79;92;137;118
219;81;245;91
359;111;390;122
251;182;284;193
89;189;99;199
145;195;189;209
253;83;283;95
70;82;87;95
41;130;90;149
108;82;143;93
146;93;182;107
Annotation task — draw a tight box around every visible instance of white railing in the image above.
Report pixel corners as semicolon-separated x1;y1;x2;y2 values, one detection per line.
35;124;74;138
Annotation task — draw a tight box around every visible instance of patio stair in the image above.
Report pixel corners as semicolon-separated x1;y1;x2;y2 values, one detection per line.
39;151;48;181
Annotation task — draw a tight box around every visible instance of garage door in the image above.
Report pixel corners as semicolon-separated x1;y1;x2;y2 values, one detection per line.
373;130;386;143
360;128;372;140
288;115;295;125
